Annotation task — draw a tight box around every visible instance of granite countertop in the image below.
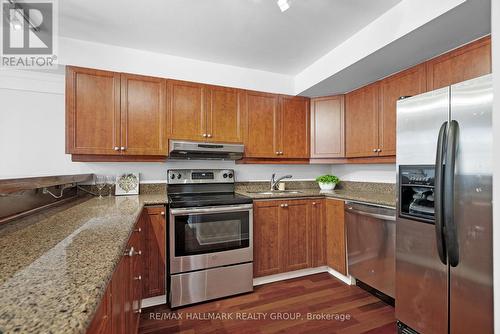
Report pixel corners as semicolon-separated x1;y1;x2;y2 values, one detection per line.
236;181;395;208
0;194;167;334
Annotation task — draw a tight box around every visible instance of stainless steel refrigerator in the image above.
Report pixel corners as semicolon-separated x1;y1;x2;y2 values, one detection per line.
395;74;493;334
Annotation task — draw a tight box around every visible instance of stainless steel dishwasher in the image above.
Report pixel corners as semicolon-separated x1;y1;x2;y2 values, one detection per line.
345;201;396;298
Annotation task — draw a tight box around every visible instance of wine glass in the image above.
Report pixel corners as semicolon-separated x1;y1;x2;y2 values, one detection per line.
106;175;116;197
95;175;106;199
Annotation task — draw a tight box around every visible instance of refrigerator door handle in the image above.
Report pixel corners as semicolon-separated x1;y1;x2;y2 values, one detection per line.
434;121;448;265
444;120;460;267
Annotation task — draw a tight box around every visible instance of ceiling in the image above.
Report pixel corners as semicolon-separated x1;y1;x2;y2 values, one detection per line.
59;0;402;75
299;0;491;96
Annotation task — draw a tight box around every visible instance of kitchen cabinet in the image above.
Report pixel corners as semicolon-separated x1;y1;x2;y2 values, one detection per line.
167;80;208;142
207;86;245;143
311;199;327;267
66;67;168;159
426;36;491;91
283;200;311;271
141;206;166;299
120;74;167;156
66;66;121;156
379;64;427;156
245;93;309;159
310;96;345;159
254;198;327;277
245;91;281;158
325;199;346;275
87;213;144;334
280;96;310;159
345;82;380;158
253;200;283;277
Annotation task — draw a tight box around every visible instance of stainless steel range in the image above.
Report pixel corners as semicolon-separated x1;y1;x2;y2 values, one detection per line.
167;169;253;308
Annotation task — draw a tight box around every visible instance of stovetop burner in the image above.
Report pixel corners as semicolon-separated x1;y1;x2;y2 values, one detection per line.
166;169;252;208
168;192;252;208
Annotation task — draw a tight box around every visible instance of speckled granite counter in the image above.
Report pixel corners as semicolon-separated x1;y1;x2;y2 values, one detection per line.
0;194;167;334
236;181;396;208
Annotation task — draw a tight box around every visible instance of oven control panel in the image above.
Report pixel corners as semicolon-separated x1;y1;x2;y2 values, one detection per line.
167;169;235;184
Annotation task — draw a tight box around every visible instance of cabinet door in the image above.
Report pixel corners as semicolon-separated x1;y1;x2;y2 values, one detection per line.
283;200;311;272
87;284;112;334
253;201;284;277
120;74;167;156
111;257;127;334
245;92;281;158
345;82;380;158
280;96;310;158
311;200;326;267
207;86;245;143
167;80;208;141
310;96;345;158
66;66;121;155
427;36;491;91
142;206;166;299
379;65;427;156
326;199;346;275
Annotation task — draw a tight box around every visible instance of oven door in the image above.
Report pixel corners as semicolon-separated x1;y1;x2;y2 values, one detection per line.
169;204;253;273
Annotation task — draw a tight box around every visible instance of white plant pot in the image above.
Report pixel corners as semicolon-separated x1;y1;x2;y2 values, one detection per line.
318;182;336;191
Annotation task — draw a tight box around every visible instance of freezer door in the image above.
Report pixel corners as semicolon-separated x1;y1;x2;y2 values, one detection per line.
395;218;448;334
396;86;450;334
396;86;450;166
449;75;493;334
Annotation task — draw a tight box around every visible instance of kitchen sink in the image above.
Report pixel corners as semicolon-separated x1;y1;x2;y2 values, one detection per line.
246;190;303;195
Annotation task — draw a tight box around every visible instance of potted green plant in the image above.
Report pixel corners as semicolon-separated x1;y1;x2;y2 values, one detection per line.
315;174;340;191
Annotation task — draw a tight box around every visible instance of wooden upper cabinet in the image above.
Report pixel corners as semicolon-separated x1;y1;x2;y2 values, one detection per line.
280;96;310;159
310;95;345;159
345;82;380;158
379;64;427;156
245;91;281;158
207;86;245;143
66;66;121;155
121;74;167;156
253;201;283;277
167;80;207;141
141;206;166;299
427;36;491;91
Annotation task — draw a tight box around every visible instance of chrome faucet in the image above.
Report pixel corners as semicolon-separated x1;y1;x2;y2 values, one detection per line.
270;173;293;191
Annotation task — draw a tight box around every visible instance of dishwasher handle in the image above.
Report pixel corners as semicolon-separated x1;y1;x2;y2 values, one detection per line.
345;206;396;221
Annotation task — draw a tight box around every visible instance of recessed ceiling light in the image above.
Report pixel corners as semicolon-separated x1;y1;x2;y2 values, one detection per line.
277;0;290;12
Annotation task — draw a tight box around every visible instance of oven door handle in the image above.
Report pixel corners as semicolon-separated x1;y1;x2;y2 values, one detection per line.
170;204;253;215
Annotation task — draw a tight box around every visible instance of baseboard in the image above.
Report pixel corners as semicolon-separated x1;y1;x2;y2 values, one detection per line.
142;295;167;308
253;266;353;286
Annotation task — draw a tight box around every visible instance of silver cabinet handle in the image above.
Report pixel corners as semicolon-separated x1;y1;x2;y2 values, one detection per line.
114;146;120;151
377;148;382;152
134;227;141;233
202;134;207;138
276;151;280;155
280;204;284;207
134;308;142;314
124;246;134;257
133;275;142;281
373;149;377;152
312;202;316;205
120;146;126;151
280;203;288;208
161;211;165;216
207;134;212;138
280;151;284;155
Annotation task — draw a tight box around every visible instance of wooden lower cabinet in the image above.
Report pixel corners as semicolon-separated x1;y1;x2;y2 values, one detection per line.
141;206;167;299
253;198;343;278
87;211;144;334
325;199;346;275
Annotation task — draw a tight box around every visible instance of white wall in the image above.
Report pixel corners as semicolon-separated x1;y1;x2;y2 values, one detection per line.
492;0;499;331
0;69;332;182
331;164;396;184
59;37;294;95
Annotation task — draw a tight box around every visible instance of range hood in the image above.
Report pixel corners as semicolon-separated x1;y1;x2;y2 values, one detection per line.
168;140;244;160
